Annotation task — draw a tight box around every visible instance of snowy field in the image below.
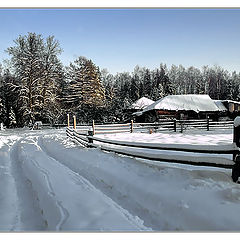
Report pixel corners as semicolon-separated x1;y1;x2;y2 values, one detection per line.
1;128;240;231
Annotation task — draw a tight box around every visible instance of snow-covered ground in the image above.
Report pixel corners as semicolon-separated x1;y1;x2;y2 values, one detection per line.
1;128;240;231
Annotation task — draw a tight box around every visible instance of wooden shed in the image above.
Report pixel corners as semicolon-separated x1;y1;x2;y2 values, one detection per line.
133;94;224;122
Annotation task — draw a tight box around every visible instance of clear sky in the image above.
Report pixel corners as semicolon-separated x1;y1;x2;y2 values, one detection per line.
0;8;240;74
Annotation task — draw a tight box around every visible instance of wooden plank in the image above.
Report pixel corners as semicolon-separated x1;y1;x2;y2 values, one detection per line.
133;125;174;129
178;120;209;124
89;136;239;154
95;123;130;127
73;136;88;147
95;130;130;134
74;131;88;136
91;144;234;169
211;121;233;124
96;126;130;130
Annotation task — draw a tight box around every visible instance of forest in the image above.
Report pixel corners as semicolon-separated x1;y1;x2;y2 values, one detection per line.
0;32;240;128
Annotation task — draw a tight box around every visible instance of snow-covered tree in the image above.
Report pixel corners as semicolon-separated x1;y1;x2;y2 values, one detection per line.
143;68;152;97
0;69;21;127
62;56;106;123
7;33;43;124
6;32;64;125
39;36;64;124
64;56;105;109
101;69;115;103
8;107;17;128
82;59;105;106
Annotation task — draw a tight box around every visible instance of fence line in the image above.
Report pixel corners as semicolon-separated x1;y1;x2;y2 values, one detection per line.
68;120;234;136
67;126;238;156
65;116;240;183
88;135;238;155
66;127;236;169
134;119;234;133
67;113;234;134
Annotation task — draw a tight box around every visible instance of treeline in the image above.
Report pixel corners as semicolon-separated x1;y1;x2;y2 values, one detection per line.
101;64;240;122
0;32;240;128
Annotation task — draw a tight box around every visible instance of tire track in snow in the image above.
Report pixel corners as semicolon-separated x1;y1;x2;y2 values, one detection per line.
38;136;157;229
9;138;46;231
25;149;70;231
41;135;186;230
9;135;70;230
0;141;20;231
39;134;239;231
37;136;150;231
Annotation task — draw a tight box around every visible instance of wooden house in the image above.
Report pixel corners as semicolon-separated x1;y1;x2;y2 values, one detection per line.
133;94;226;122
221;100;240;119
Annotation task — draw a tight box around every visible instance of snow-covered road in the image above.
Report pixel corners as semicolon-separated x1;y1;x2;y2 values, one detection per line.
1;128;240;231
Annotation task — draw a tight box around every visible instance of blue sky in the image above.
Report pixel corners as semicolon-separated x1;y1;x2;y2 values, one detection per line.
0;8;240;74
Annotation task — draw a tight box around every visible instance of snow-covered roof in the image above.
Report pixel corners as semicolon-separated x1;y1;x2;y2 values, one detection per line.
142;94;220;113
130;97;154;110
221;99;240;105
213;100;228;112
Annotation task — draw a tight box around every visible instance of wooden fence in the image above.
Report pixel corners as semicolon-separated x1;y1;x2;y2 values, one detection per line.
66;126;240;183
29;123;68;129
66;115;240;182
67;119;234;135
133;119;233;133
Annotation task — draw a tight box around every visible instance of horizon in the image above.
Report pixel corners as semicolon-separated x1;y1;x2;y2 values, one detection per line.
0;8;240;74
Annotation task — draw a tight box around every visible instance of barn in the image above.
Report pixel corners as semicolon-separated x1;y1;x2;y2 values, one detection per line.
133;94;226;122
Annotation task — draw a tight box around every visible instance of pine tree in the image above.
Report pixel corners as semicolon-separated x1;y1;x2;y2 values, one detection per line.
231;71;240;100
82;60;105;106
0;65;4;124
129;74;140;101
143;68;152;97
63;56;106;123
0;95;4;125
101;69;115;103
0;69;22;127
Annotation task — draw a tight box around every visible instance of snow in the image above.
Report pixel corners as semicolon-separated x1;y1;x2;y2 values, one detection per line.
142;94;220;113
213;100;228;112
1;128;240;231
91;134;237;152
222;99;240;104
234;117;240;127
130;97;154;110
92;129;238;168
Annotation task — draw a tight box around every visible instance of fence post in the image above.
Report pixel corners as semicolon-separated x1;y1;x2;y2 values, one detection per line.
130;120;134;133
206;116;209;131
232;117;240;182
73;115;76;130
88;130;93;145
174;119;176;132
180;121;183;133
92;120;95;135
233;117;240;146
67;114;70;128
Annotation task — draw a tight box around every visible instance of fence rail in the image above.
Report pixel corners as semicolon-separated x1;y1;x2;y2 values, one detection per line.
68;117;234;134
88;135;238;154
133;119;234;133
66;115;240;183
66;127;237;169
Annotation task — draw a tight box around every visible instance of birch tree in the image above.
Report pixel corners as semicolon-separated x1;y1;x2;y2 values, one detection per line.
6;32;63;125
